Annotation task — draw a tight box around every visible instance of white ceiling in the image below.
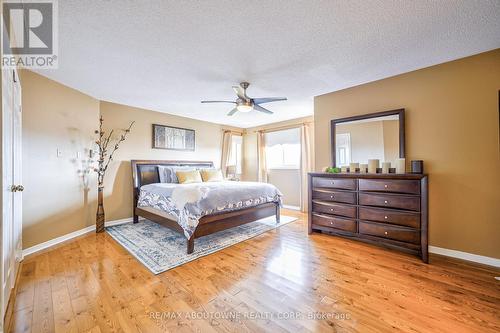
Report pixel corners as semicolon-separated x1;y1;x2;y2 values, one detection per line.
36;0;500;128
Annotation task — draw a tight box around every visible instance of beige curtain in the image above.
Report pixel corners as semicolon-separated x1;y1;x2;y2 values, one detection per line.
300;123;313;212
221;130;232;177
257;131;268;182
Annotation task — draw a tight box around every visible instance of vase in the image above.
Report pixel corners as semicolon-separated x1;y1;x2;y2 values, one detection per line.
96;185;105;233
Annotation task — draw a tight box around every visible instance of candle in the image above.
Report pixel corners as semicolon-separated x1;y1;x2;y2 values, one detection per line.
395;158;406;174
359;163;368;173
368;159;379;173
382;162;391;174
411;160;424;174
349;163;359;173
341;166;348;173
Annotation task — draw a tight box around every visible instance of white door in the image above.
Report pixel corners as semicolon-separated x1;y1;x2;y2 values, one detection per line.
1;67;22;321
12;70;23;265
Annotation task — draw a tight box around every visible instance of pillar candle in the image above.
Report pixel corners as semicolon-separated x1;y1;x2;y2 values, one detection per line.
395;158;406;174
359;163;368;173
368;159;379;173
382;162;391;174
349;163;359;173
341;166;348;173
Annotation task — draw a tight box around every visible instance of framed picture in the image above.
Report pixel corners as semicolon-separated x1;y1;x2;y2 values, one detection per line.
152;124;195;151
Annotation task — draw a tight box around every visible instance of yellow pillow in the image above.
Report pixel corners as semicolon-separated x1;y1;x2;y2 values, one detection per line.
200;169;224;182
176;170;202;184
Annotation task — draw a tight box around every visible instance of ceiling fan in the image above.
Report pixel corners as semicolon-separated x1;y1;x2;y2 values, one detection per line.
201;82;287;116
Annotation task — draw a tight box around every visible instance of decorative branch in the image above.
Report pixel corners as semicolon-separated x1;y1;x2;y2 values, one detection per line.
94;117;134;186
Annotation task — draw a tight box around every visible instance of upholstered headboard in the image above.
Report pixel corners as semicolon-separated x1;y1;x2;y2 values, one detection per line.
131;160;214;190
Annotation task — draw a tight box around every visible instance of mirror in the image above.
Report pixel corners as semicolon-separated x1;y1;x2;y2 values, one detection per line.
331;109;405;167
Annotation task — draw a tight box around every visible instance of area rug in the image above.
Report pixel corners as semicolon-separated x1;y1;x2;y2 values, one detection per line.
106;215;297;274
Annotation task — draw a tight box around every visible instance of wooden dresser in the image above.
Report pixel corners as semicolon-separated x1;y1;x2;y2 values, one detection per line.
308;173;428;262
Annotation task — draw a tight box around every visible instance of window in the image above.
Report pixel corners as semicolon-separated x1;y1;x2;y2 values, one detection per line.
228;135;242;174
265;128;300;169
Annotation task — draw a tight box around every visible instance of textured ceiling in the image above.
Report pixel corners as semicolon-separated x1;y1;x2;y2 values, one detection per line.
36;0;500;128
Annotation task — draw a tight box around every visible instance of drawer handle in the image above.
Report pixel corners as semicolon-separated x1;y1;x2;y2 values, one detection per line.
330;195;334;199
384;231;388;235
330;208;334;212
384;200;388;204
384;184;388;188
331;181;335;185
330;222;333;225
384;216;388;219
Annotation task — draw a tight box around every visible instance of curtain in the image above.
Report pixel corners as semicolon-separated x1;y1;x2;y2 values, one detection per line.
221;130;232;177
257;131;268;182
300;123;313;212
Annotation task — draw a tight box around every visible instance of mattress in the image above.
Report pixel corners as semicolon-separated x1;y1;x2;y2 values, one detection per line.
137;181;282;238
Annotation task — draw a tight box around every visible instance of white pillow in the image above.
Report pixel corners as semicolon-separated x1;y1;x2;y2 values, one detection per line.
158;166;195;183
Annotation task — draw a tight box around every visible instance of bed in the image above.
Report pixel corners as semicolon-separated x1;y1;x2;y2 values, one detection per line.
132;160;282;254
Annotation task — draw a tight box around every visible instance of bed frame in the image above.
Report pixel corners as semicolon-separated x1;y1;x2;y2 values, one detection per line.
131;160;280;254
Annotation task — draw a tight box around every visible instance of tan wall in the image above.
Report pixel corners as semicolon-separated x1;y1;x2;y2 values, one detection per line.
267;169;301;207
382;120;399;163
314;50;500;258
100;101;238;221
335;121;385;166
21;70;100;249
242;131;258;181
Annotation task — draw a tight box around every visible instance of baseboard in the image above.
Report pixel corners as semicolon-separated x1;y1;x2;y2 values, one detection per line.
282;205;300;211
20;218;500;268
429;246;500;268
22;217;140;258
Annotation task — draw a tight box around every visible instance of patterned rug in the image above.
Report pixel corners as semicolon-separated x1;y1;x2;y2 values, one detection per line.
106;215;297;274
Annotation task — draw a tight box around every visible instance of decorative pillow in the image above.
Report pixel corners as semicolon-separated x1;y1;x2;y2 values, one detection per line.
200;169;224;182
158;166;194;183
158;166;172;183
176;170;202;184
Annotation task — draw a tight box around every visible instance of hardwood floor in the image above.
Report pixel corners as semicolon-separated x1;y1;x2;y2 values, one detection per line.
8;209;500;333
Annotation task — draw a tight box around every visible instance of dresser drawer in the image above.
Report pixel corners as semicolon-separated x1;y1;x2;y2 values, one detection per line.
312;213;357;233
312;177;357;190
359;221;420;244
359;179;420;194
312;189;356;204
312;201;357;218
359;193;420;211
359;207;420;228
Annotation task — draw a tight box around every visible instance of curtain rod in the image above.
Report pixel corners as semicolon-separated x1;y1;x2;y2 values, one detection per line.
255;121;313;134
222;129;244;135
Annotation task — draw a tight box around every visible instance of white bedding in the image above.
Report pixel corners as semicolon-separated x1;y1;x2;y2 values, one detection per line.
137;181;282;238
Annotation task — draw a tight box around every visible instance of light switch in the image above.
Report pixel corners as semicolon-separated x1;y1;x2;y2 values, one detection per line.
57;148;62;157
76;151;81;159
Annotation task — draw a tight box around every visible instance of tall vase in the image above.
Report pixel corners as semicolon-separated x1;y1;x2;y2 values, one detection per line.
96;185;105;233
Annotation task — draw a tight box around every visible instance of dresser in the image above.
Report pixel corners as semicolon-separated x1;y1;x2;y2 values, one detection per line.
308;173;428;262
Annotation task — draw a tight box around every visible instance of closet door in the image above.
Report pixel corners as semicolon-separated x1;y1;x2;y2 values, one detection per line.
12;71;22;264
1;68;22;320
1;68;14;318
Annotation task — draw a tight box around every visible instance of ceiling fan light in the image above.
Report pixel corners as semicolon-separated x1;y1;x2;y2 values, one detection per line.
237;104;253;113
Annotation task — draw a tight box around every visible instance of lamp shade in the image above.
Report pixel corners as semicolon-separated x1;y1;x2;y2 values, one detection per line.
236;104;253;113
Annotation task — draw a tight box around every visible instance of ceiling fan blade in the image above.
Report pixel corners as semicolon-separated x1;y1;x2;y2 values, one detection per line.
201;100;236;104
253;97;287;104
253;104;273;114
232;86;248;101
227;107;238;116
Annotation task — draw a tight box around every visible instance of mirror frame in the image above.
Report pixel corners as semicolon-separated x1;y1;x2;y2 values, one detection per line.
330;108;405;167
